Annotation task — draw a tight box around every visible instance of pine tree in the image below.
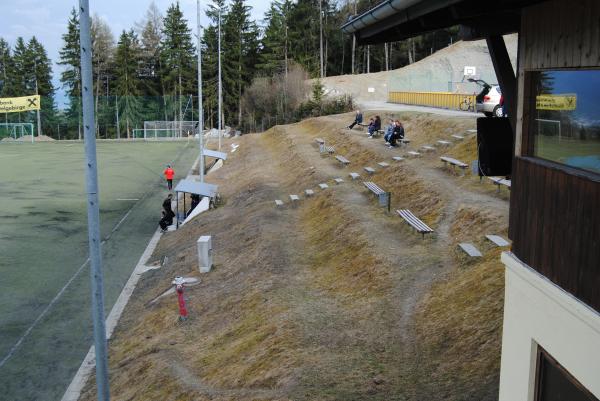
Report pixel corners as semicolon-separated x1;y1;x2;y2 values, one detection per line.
136;2;164;121
114;30;142;138
28;37;56;137
58;7;82;139
223;0;260;125
160;2;196;124
0;38;12;125
258;0;293;76
91;15;115;137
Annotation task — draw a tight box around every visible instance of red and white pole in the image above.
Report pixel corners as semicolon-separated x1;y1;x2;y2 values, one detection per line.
172;277;188;321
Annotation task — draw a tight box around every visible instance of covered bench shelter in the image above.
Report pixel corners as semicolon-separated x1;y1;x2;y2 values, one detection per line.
173;179;218;228
202;148;227;175
343;1;600;400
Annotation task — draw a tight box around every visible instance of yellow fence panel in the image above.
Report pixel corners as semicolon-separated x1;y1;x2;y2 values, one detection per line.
388;91;477;112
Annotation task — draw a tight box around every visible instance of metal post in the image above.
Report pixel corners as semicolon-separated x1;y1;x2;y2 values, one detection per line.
115;95;120;139
79;1;110;400
217;6;222;151
197;0;204;182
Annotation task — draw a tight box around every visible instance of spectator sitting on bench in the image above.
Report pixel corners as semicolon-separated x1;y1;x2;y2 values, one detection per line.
347;109;363;129
368;115;381;138
387;120;405;147
384;119;394;143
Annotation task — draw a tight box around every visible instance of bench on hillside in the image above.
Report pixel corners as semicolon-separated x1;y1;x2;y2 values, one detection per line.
369;129;384;138
289;194;300;202
400;138;411;147
324;145;335;154
451;134;464;140
349;172;360;180
335;155;350;166
334;178;344;184
458;243;482;257
377;162;389;168
440;156;468;174
488;177;511;192
396;209;433;238
364;167;376;174
305;189;314;197
318;183;329;189
437;140;452;146
275;199;284;207
363;181;391;211
407;151;421;157
485;234;510;247
421;145;436;152
392;156;404;161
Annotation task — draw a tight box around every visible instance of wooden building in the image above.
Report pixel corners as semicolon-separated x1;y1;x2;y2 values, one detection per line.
343;1;600;400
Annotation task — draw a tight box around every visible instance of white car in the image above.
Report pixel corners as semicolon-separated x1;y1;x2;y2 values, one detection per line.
480;85;504;117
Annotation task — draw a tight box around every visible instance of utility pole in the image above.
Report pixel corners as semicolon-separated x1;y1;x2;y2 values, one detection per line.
351;0;356;74
197;0;204;182
34;59;42;139
78;1;110;400
319;0;324;78
218;6;222;151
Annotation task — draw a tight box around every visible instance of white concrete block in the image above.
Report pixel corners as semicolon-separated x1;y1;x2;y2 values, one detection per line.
197;235;213;273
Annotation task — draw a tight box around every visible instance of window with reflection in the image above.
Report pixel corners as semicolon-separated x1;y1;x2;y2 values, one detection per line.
530;70;600;174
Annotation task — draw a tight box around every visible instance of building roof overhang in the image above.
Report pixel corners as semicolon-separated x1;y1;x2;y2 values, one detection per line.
341;0;544;44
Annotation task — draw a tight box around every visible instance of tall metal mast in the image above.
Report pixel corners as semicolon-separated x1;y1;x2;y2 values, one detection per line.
217;6;222;151
79;0;110;400
197;0;204;182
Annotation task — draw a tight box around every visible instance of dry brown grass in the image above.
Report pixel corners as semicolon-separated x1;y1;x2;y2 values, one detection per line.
79;111;509;401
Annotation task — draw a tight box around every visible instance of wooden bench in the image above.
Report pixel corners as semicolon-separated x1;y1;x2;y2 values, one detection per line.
364;167;376;174
421;145;436;152
305;189;314;197
349;172;360;180
396;209;434;238
488;177;511;192
440;156;468;174
407;151;421;157
437;140;452;146
334;178;344;184
451;134;464;140
275;200;284;207
369;129;384;138
318;183;329;189
400;139;411;146
289;194;300;202
377;162;389;168
363;181;391;211
392;156;404;161
458;243;482;257
335;155;350;166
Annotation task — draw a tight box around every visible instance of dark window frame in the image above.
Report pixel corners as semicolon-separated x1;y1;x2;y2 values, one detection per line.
534;346;598;401
521;67;600;179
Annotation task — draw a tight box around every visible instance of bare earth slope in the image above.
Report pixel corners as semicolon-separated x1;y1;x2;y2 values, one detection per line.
80;111;509;401
318;35;518;105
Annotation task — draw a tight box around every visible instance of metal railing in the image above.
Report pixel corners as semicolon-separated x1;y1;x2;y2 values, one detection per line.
388;91;477;112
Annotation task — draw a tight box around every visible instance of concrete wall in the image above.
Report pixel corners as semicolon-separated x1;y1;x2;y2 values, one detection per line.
498;252;600;401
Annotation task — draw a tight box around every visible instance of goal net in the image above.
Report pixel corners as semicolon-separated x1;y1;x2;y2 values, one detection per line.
141;121;197;140
0;123;35;143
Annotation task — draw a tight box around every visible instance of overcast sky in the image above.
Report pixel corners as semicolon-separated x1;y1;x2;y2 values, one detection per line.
0;0;270;105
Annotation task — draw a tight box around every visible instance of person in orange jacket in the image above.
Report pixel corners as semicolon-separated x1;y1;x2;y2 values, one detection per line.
163;164;175;190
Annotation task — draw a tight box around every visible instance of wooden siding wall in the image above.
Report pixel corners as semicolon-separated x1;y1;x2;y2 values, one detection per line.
509;158;600;312
509;0;600;311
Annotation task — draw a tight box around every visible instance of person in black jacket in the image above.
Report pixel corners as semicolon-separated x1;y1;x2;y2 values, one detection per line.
348;110;363;129
388;120;404;147
368;115;381;137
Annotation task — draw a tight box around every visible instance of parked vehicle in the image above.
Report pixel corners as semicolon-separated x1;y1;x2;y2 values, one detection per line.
468;78;504;117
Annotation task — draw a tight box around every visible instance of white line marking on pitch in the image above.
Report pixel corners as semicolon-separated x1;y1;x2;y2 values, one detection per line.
0;257;90;369
116;198;139;201
0;198;139;368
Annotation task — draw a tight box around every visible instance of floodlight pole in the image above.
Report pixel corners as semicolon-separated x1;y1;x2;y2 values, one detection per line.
79;1;110;401
218;6;222;151
197;0;204;182
34;59;42;141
